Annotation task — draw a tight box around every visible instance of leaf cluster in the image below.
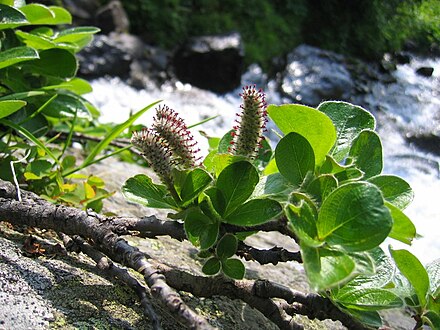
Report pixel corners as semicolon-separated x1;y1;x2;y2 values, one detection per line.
123;99;439;328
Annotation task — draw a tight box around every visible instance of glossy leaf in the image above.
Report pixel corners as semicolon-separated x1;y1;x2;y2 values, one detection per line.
53;26;100;49
224;198;282;226
334;288;403;310
275;132;315;186
122;174;177;209
348;129;383;179
216;234;237;260
390;248;429;307
216;161;259;216
317;182;392;252
318;101;375;162
203;151;235;177
0;100;26;119
19;3;54;24
0;46;39;69
252;172;292;201
44;6;71;25
15;30;56;50
0;4;28;30
204;187;226;217
268;104;336;165
180;168;212;206
41;93;91;119
423;311;440;329
202;257;221;275
24;48;77;78
222;258;245;280
343;309;383;328
184;208;219;249
368;175;414;209
386;202;417;245
41;78;93;95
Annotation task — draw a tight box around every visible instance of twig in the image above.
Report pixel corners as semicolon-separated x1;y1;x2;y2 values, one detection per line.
237;241;302;265
0;179;213;330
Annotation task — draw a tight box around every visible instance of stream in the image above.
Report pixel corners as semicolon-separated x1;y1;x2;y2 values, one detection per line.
86;55;440;265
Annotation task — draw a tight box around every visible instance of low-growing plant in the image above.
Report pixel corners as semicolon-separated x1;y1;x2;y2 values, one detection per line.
0;1;150;211
123;86;439;329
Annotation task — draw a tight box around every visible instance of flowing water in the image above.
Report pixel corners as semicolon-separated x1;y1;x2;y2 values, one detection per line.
86;57;440;265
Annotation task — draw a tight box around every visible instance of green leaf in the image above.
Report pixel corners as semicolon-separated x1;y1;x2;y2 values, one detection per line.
216;161;259;216
275;132;315;186
317;182;392;252
202;257;221;275
184;208;219;249
343;309;383;328
218;129;234;153
386;202;417;245
180;168;212;206
390;248;430;307
302;245;373;291
368;175;414;209
0;46;39;69
426;259;440;298
122;174;177;209
348;129;383;179
318;101;376;162
41;93;91;119
15;30;56;50
222;258;245;280
286;202;321;247
306;174;337;203
44;6;71;25
224;198;282;226
41;78;93;95
0;100;26;118
24;159;52;180
19;3;54;24
0;4;28;30
24;48;77;79
268;104;336;165
252;172;292;201
203;151;235;177
216;234;237;260
334;288;403;310
53;26;100;49
204;187;226;217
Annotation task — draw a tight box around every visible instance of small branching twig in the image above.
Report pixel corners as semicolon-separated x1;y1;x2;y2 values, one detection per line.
237;241;302;265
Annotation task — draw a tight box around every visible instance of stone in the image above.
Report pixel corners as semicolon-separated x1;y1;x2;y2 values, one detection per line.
416;66;434;77
172;32;245;94
280;44;354;106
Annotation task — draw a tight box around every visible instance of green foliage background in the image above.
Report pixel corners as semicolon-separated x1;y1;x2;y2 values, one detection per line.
102;0;439;67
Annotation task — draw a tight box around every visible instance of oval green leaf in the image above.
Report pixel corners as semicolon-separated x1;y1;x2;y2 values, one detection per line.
318;101;376;162
275;132;315;186
0;100;26;119
368;175;414;209
216;234;238;260
0;46;39;69
19;3;54;24
386;202;417;245
24;48;77;78
306;174;338;203
390;248;430;307
268;104;336;165
216;161;259;216
41;93;91;119
180;168;212;206
348;129;383;179
0;4;28;30
317;182;392;252
202;257;221;275
122;174;177;209
224;198;282;226
222;258;245;280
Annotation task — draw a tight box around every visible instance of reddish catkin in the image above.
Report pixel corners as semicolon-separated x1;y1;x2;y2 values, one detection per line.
230;85;267;158
130;128;174;184
152;105;200;168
